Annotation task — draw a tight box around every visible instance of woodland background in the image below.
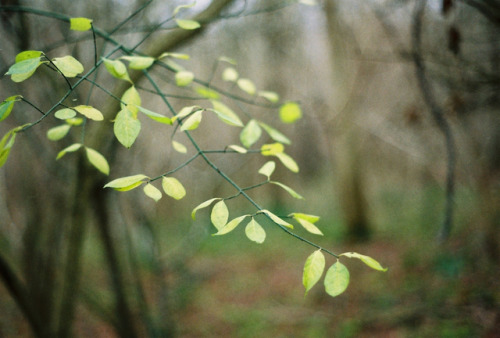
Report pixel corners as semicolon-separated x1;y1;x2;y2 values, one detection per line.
0;0;499;336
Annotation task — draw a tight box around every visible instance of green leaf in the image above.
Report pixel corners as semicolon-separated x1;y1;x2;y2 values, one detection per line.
158;52;190;60
136;106;172;125
47;124;71;141
0;97;18;122
15;51;43;63
258;91;279;103
180;110;202;131
245;218;266;244
222;67;238;82
209;100;243;127
172;140;187;153
258;121;291;145
121;86;141;116
56;143;82;160
70;17;93;31
270;181;304;199
299;0;318;5
195;87;219;99
240;119;262;148
211;200;229;230
176;71;194;86
176;19;200;30
173;2;196;15
279;102;302;124
102;58;131;82
261;143;284;156
214;215;248;236
114;109;141;148
54;108;76;120
340;252;388;272
258;161;275;179
120;56;155;70
259;209;293;229
228;145;247;153
6;57;42;82
85;147;110;175
103;174;148;191
303;250;325;296
143;183;162;202
275;152;299;173
324;262;350;297
295;218;323;236
52;55;84;77
237;78;256;95
161;177;186;200
74;105;104;121
191;197;220;220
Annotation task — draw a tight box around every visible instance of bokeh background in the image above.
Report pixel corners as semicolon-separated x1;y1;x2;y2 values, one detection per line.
0;0;499;336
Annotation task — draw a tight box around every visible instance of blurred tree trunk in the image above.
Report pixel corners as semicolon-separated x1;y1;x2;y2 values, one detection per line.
324;0;370;241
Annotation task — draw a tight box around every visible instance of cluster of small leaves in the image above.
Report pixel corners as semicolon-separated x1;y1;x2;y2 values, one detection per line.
0;4;387;300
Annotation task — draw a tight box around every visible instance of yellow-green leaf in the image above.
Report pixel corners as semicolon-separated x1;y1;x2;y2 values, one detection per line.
137;106;172;125
211;200;229;230
222;67;238;82
240;119;262;148
114;108;141;148
214;215;248;236
291;213;320;224
270;181;304;199
258;121;291;145
245;218;266;244
15;51;43;62
120;56;155;70
259;209;293;229
237;78;256;95
56;143;82;160
258;161;275;179
303;250;325;296
54;108;76;120
172;140;187;153
102;58;131;82
210;100;243;127
66;118;84;126
0;128;19;168
324;261;350;297
175;105;201;120
6;57;42;82
275;152;299;173
175;70;194;87
162;177;186;200
0;97;17;122
143;183;162;202
85;147;109;175
52;55;84;77
173;2;196;15
228;145;247;153
180;110;202;131
70;17;93;31
279;102;302;124
296;218;323;236
261;143;284;156
258;91;279;103
195;87;219;99
191;197;220;220
47;124;71;141
340;252;388;272
158;52;190;60
175;19;200;30
121;86;141;116
74;105;104;121
103;174;148;191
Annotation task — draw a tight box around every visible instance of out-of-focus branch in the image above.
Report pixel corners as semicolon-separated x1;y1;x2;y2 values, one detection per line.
412;0;456;241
